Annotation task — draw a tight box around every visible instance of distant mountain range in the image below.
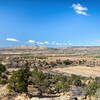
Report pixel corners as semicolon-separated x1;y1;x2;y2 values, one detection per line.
5;46;48;50
0;46;100;56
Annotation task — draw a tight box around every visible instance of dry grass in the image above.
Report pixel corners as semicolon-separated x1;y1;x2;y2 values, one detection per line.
53;66;100;78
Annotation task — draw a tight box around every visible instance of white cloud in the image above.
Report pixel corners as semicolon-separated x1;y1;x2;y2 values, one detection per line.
27;40;49;45
28;40;35;43
36;42;44;45
55;43;62;45
26;40;72;46
51;41;72;46
39;42;44;45
72;3;88;16
68;43;72;46
36;41;49;45
44;41;49;45
6;38;19;42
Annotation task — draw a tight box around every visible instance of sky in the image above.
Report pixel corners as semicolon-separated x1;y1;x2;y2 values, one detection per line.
0;0;100;48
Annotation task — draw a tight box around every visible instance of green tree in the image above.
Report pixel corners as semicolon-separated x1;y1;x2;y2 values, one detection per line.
8;67;30;93
54;74;67;83
68;75;82;86
56;59;62;64
54;74;69;93
32;67;49;95
55;81;69;93
50;62;57;67
0;64;6;76
87;81;98;96
63;59;73;65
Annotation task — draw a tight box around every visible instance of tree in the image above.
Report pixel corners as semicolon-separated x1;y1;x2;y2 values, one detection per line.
54;74;69;93
54;74;67;83
50;62;57;67
56;59;62;64
8;67;30;93
63;59;73;65
55;81;69;93
87;81;98;96
68;75;82;86
32;67;49;95
0;64;6;75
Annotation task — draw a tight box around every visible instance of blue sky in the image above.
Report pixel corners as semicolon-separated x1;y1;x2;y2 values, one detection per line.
0;0;100;47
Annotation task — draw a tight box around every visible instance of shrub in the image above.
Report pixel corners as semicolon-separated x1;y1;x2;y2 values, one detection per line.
55;81;69;93
54;74;69;93
1;74;8;80
54;74;67;83
0;64;6;75
63;59;73;65
68;75;82;86
8;67;30;93
86;81;98;96
32;67;49;95
56;59;62;64
0;79;7;85
50;62;57;67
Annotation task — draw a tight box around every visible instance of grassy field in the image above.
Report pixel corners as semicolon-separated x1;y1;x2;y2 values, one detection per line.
53;66;100;78
87;54;100;58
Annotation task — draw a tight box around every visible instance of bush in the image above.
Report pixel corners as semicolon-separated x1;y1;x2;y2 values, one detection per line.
0;64;6;75
0;79;7;85
32;67;49;95
55;81;69;93
50;62;57;67
56;59;62;64
63;59;73;65
86;81;98;96
54;74;69;93
8;67;30;93
68;75;82;86
1;74;8;80
54;74;67;83
85;78;100;96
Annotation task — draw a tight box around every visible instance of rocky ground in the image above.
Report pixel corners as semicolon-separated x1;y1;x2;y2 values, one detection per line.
0;85;98;100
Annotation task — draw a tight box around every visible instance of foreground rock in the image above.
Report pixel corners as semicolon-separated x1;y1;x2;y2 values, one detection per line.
0;85;98;100
0;85;9;100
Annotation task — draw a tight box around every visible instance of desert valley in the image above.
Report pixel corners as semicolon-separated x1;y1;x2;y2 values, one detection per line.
0;46;100;100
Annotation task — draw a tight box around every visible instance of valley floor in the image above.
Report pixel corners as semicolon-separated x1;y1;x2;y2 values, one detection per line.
53;66;100;78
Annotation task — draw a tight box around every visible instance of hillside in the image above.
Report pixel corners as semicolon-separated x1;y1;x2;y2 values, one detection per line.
0;46;100;56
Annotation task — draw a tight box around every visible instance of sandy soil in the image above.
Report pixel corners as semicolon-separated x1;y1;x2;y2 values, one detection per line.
53;66;100;78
